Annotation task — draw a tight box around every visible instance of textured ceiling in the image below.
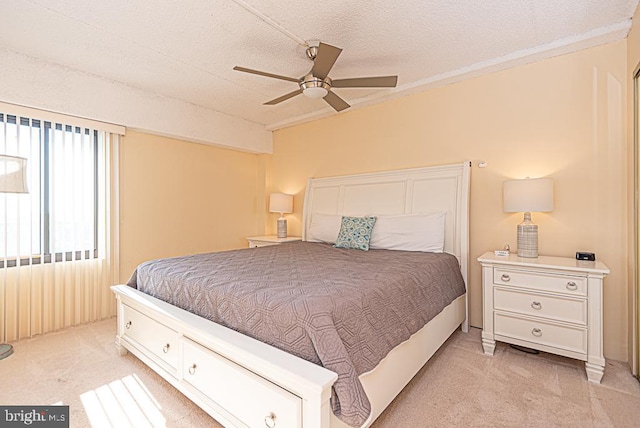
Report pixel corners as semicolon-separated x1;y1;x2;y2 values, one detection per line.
1;0;638;151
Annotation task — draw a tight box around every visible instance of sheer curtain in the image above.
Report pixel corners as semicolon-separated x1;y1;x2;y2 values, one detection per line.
0;103;123;343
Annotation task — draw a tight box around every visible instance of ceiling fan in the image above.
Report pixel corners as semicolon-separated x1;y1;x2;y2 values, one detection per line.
233;42;398;112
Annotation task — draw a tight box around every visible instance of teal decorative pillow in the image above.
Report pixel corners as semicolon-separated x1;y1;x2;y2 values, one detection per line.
333;216;377;251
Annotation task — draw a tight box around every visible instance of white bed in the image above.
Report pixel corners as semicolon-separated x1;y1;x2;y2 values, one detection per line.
111;161;471;428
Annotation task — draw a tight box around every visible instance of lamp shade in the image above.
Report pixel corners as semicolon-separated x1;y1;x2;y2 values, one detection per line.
0;155;28;193
503;178;553;213
269;193;293;214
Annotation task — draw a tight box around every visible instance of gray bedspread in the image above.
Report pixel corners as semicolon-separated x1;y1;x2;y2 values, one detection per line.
127;241;465;427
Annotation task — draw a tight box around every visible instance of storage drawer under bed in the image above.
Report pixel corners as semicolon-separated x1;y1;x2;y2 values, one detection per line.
121;304;179;371
182;337;302;428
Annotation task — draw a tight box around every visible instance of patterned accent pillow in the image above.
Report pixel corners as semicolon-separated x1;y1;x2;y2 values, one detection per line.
333;216;377;251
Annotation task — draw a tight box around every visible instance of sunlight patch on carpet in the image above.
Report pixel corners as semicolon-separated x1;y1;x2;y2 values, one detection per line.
80;374;166;427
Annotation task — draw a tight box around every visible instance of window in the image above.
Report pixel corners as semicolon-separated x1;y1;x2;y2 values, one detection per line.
0;103;122;342
0;113;99;265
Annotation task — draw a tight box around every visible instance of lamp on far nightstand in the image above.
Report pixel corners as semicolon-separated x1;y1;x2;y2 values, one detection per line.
503;177;553;258
269;193;293;238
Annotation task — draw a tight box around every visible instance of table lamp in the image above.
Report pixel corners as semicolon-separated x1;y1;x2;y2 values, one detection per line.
269;193;293;238
503;177;553;258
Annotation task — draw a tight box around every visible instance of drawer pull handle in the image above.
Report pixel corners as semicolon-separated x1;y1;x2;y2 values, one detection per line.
125;321;132;329
265;412;276;428
162;343;170;353
531;301;542;310
188;364;197;375
501;274;511;282
566;281;578;291
531;328;542;337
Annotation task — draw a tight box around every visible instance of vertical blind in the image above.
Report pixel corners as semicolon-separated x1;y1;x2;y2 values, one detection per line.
0;105;121;343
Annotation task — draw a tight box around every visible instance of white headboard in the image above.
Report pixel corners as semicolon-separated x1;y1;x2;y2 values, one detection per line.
301;161;471;284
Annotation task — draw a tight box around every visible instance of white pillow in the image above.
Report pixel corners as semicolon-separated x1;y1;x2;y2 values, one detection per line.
369;212;446;252
307;213;342;243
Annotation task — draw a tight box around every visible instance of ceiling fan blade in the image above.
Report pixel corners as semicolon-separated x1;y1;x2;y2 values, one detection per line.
311;43;342;79
233;66;299;83
323;91;350;112
332;76;398;88
264;89;303;105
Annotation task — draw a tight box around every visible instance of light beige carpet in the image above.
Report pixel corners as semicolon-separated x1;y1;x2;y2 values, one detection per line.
1;318;638;427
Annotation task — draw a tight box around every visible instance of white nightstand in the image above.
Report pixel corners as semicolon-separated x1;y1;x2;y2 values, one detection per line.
477;252;609;383
246;235;302;248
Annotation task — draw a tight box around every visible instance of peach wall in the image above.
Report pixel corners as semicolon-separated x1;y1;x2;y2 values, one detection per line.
119;130;263;283
271;41;629;361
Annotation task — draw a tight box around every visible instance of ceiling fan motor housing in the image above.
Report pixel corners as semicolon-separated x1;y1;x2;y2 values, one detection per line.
300;74;331;98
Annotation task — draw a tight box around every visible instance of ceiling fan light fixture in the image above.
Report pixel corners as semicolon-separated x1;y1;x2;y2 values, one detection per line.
301;75;331;99
303;86;328;99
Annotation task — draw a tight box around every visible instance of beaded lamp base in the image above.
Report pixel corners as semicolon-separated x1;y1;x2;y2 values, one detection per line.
277;218;288;238
517;212;538;258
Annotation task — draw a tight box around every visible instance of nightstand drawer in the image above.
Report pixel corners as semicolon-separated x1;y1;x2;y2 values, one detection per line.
248;240;279;248
246;236;302;248
494;313;587;355
494;287;587;325
494;268;587;296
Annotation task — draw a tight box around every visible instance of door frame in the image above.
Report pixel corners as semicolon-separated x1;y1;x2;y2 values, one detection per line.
632;62;640;378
